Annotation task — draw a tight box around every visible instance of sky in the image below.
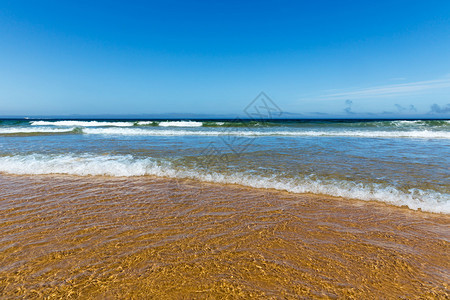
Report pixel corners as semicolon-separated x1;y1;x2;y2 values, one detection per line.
0;0;449;118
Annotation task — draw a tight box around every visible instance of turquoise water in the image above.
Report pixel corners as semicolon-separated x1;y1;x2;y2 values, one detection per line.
0;119;449;213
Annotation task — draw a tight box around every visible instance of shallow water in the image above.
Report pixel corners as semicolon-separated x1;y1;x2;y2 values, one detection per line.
0;174;448;298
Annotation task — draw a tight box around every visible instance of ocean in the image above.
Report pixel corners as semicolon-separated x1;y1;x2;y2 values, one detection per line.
0;118;448;214
1;118;449;297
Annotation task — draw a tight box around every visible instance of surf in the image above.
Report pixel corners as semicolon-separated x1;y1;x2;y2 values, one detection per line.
0;153;447;214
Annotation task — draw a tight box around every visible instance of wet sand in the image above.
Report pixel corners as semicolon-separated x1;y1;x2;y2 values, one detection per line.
0;174;449;298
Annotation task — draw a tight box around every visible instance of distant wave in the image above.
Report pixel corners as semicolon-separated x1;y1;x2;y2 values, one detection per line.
2;126;449;138
381;120;450;128
30;120;135;127
0;127;78;134
0;153;447;214
158;121;203;127
82;128;450;139
26;119;450;129
30;120;215;127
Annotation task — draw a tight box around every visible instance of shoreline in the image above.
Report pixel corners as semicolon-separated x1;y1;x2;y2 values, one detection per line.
1;172;448;216
0;174;449;297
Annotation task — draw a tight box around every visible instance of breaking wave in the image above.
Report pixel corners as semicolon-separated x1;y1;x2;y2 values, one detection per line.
30;120;214;127
24;119;450;129
0;127;78;135
2;127;448;138
0;153;448;214
82;128;450;139
30;120;134;127
158;121;203;127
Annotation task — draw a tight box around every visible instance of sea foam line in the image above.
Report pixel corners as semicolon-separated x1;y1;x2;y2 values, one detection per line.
30;120;206;127
30;120;135;127
82;128;450;139
158;121;203;127
2;126;449;138
0;153;448;214
0;127;77;134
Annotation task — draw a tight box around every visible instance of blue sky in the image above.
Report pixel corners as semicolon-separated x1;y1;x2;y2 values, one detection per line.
0;0;449;117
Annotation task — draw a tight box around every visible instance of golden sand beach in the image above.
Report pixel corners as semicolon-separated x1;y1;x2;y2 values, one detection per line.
0;174;449;298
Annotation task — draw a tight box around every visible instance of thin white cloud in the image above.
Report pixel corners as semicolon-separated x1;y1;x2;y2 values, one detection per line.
319;76;450;100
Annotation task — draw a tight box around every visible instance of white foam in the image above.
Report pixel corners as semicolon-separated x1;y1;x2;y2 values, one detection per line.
382;120;450;128
29;120;205;127
136;121;156;125
0;154;448;214
158;121;203;127
0;127;76;134
30;120;134;127
390;120;421;126
0;154;154;176
82;127;450;139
